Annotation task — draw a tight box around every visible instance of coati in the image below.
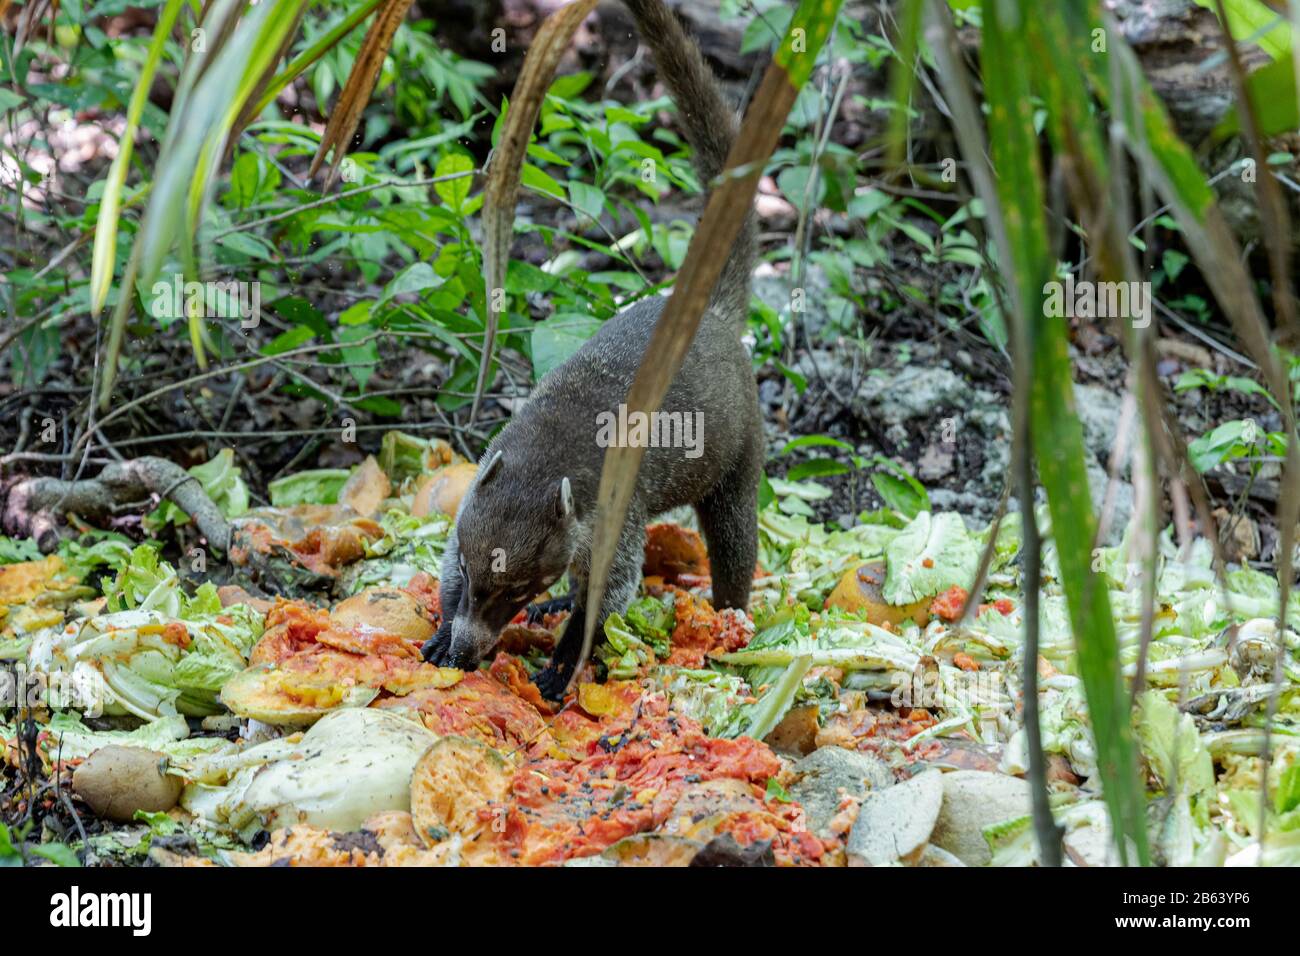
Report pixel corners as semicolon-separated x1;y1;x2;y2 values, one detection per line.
421;0;761;699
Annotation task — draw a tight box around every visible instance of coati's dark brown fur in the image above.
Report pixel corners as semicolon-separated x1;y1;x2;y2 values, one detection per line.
421;0;760;698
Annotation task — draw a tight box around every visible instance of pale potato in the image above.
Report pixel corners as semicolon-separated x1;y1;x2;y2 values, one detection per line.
73;746;182;823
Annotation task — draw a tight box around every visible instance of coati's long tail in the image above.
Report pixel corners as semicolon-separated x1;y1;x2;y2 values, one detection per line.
621;0;755;324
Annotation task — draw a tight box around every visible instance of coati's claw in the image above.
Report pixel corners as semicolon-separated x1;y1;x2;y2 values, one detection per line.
525;594;575;625
421;621;453;664
532;663;571;702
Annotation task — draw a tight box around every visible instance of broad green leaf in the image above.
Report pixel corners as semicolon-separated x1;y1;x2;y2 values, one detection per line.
435;152;475;213
531;313;603;379
379;262;444;305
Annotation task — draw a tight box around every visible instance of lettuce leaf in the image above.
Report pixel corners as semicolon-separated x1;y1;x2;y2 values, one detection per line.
267;468;349;507
882;511;981;605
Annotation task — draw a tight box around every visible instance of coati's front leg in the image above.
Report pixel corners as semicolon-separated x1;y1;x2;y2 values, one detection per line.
533;518;646;700
420;526;463;664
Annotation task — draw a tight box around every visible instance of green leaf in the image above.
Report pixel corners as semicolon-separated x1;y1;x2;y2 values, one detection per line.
567;180;606;225
1187;419;1264;472
868;455;929;518
379;262;444;306
780;434;853;455
261;324;316;356
29;843;81;867
765;778;794;803
786;458;850;481
521;163;565;200
774;0;843;87
1192;0;1291;60
530;313;603;379
435;152;475;213
881;510;980;604
268;469;349;506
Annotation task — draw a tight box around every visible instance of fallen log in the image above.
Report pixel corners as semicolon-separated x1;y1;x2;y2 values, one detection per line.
2;457;231;554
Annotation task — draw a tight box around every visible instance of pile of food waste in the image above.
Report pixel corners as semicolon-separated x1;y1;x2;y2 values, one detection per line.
2;434;1298;866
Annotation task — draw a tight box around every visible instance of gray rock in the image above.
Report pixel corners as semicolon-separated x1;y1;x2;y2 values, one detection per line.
912;843;967;867
786;746;892;839
1085;456;1134;547
1063;823;1118;867
929;488;1000;528
857;366;973;426
917;444;955;482
753;264;835;339
846;768;944;866
930;770;1032;867
966;401;1011;439
1073;383;1127;468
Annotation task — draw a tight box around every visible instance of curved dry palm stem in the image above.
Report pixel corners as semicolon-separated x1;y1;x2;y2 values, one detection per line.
470;0;601;424
242;0;389;128
309;0;417;190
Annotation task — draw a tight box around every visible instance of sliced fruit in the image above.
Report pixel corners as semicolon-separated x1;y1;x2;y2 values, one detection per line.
220;661;379;726
642;523;709;581
409;735;512;847
412;462;478;518
221;650;461;726
826;560;931;626
601;833;706;866
339;455;392;518
330;586;436;645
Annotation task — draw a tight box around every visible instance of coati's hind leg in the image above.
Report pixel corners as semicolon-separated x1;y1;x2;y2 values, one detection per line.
696;457;760;610
534;520;646;700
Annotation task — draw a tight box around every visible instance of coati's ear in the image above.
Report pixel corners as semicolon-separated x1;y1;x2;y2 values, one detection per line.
479;450;503;483
556;477;573;521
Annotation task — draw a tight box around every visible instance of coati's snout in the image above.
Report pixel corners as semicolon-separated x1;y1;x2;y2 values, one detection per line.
421;454;577;668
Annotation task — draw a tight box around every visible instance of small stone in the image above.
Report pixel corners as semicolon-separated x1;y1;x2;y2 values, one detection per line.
846;769;944;866
1213;507;1259;562
930;770;1032;866
785;746;893;839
